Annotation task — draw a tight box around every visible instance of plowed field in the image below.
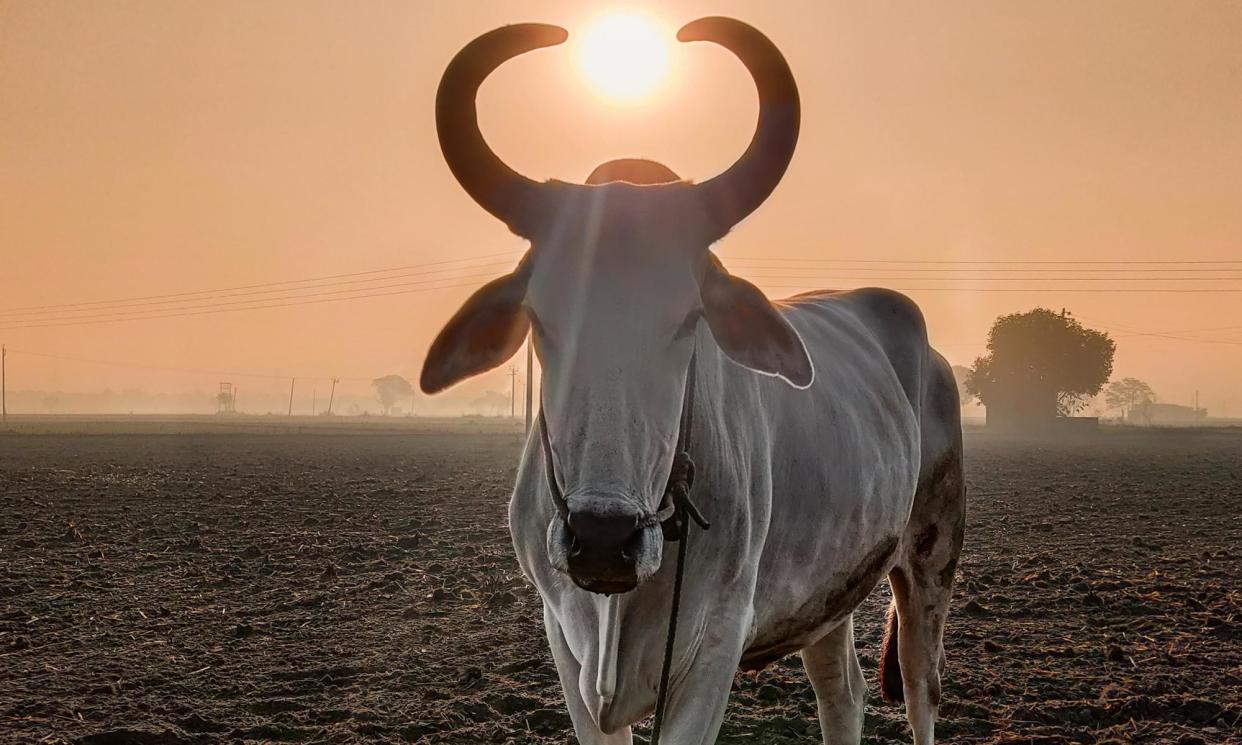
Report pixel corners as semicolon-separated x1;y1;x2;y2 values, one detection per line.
1;426;1238;743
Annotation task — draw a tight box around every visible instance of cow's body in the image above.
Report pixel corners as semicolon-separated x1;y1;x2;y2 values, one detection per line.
422;17;965;744
510;288;964;741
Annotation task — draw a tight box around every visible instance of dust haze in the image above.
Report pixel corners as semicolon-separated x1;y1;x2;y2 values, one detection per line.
1;3;1239;745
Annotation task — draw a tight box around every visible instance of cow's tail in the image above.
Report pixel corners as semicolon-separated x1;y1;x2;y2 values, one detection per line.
878;599;904;704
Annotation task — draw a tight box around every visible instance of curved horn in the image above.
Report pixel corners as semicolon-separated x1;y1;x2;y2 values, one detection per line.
678;18;800;238
437;24;567;236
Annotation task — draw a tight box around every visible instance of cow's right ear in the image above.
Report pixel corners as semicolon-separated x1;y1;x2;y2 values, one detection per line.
420;260;530;394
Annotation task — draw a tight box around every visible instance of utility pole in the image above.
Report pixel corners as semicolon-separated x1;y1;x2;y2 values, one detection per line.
287;378;296;417
524;335;534;434
312;389;317;416
1;344;6;426
509;365;518;419
327;378;339;416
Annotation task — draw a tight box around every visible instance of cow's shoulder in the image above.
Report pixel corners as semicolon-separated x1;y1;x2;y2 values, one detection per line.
842;287;927;341
782;287;929;406
782;287;927;347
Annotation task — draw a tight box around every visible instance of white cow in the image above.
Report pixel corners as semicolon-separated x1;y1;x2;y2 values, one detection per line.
420;17;965;745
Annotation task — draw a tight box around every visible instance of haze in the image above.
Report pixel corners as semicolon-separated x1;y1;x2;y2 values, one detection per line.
2;1;1240;415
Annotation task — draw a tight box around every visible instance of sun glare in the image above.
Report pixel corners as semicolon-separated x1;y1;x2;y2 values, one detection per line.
574;10;671;104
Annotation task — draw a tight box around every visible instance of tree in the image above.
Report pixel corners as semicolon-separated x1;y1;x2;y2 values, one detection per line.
372;375;413;416
950;365;975;406
468;390;510;416
1104;377;1156;422
966;308;1115;424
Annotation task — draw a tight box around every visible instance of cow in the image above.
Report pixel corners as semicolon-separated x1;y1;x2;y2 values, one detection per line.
419;17;965;745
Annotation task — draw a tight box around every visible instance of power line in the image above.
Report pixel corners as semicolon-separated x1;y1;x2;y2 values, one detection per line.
1;271;504;326
1100;320;1242;337
730;256;1242;265
8;277;1242;332
18;266;1242;328
932;318;1242;350
1074;317;1242;346
0;278;495;331
1128;323;1242;335
759;284;1242;294
0;250;523;316
0;260;515;320
739;272;1242;282
729;262;1242;274
6;348;369;382
8;252;1242;332
7;250;1238;318
1116;332;1242;346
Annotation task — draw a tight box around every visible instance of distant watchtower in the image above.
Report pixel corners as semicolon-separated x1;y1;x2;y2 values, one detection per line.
216;382;237;414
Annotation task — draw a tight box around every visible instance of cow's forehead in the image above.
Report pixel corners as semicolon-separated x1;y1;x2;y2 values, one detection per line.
531;183;708;258
522;187;705;317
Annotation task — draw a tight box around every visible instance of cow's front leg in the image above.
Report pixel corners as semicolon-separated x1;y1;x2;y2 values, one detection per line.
648;622;746;745
802;615;865;744
545;605;633;744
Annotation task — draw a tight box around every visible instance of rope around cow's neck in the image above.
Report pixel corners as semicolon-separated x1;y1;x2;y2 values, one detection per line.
535;351;709;743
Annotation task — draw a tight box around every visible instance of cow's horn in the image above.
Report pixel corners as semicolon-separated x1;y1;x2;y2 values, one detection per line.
437;24;566;236
679;18;800;238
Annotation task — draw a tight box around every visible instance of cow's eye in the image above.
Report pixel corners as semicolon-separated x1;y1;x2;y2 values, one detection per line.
673;309;703;341
527;308;555;350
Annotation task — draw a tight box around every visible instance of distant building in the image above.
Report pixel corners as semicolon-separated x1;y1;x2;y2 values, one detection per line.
982;390;1098;433
1126;403;1207;426
982;388;1054;431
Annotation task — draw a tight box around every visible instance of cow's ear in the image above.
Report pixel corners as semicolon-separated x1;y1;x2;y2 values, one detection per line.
700;255;814;389
420;261;530;394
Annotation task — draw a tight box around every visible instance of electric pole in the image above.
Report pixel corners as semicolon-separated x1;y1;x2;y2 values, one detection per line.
2;344;6;426
524;335;533;434
509;366;518;419
312;389;317;416
327;377;339;416
287;378;296;417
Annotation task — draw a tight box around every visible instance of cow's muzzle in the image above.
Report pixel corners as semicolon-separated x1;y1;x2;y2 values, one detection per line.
546;497;663;594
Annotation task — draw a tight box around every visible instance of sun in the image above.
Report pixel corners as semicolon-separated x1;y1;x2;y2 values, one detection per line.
574;9;672;104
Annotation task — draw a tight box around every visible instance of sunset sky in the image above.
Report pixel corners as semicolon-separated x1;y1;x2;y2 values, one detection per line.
2;1;1240;415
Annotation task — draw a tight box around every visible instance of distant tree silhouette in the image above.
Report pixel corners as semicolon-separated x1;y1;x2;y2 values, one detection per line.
967;308;1115;426
950;365;975;406
1104;377;1156;422
468;390;510;416
372;375;414;416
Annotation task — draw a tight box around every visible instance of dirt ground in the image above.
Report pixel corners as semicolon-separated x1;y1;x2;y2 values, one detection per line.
1;426;1239;744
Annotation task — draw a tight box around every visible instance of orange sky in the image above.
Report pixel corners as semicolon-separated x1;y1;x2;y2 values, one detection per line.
2;1;1240;415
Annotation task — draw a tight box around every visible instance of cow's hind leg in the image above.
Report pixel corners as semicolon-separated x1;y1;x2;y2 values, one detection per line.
802;615;865;745
880;445;965;745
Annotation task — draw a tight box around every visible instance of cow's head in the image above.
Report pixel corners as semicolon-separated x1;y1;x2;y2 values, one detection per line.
421;18;813;594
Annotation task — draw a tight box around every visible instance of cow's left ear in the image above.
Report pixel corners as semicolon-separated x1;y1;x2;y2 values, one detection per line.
420;259;530;394
700;255;814;389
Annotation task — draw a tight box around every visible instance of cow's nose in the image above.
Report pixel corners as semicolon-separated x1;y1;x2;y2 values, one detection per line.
566;509;641;554
563;504;645;594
